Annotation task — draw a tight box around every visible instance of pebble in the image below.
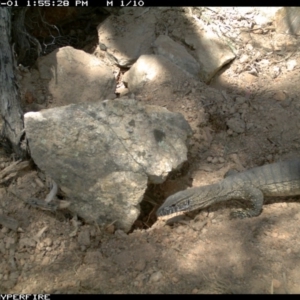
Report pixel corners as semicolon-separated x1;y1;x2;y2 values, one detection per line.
134;260;146;272
272;279;281;289
235;96;247;104
19;258;25;266
212;157;219;164
5;237;16;249
43;237;53;247
149;271;163;282
218;157;225;163
286;60;297;71
41;256;51;265
36;242;44;251
239;54;249;64
227;129;233;136
208;212;214;218
0;240;5;254
207;156;213;162
175;226;185;234
106;224;115;234
78;228;91;247
226;117;245;133
273;91;286;101
133;280;140;287
1;227;9;234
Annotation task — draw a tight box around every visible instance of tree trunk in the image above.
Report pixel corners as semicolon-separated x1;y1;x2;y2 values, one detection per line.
0;8;27;158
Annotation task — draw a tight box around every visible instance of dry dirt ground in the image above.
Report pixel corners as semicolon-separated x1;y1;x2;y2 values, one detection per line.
2;7;300;294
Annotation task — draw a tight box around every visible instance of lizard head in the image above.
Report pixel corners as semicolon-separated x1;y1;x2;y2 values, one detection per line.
156;189;193;216
156;183;223;217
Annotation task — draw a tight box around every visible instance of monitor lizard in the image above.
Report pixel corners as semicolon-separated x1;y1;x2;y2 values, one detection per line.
156;159;300;218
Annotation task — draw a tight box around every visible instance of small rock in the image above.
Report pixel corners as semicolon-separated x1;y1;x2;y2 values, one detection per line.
286;60;297;71
106;224;115;234
226;117;245;133
192;288;199;294
0;188;6;198
41;256;51;265
134;260;146;271
0;240;5;254
246;123;254;130
5;236;16;249
78;227;91;247
43;237;53;247
106;93;117;100
273;91;286;101
294;212;300;220
133;280;140;287
272;279;281;289
239;54;249;64
207;156;213;163
218;157;225;163
53;239;61;246
1;227;9;234
36;242;44;251
175;226;185;234
19;258;25;266
280;99;291;108
235;96;247;104
227;129;233;136
149;271;163;282
240;72;257;84
212;157;219;164
84;250;103;265
115;229;128;238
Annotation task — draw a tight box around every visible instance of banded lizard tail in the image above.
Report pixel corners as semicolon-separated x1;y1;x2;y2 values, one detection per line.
156;159;300;218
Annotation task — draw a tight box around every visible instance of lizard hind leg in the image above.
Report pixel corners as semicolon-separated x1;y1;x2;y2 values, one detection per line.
230;186;264;219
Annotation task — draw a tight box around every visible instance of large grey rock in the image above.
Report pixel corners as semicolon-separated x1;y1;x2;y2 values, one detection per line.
184;29;235;83
123;54;198;100
153;35;200;78
97;8;156;67
37;46;116;107
24;99;192;232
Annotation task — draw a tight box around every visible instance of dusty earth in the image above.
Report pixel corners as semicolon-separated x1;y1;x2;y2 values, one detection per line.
1;7;300;294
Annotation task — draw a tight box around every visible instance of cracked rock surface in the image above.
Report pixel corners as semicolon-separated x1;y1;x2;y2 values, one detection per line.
24;99;191;232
